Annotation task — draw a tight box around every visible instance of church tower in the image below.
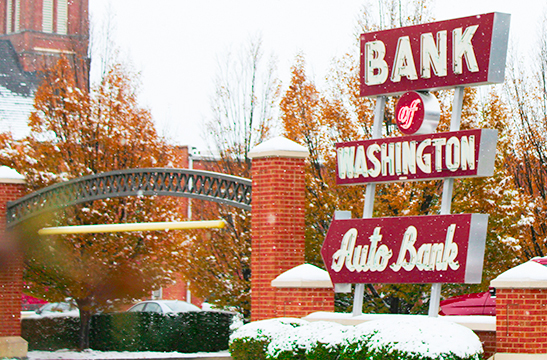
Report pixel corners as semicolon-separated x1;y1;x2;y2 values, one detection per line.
0;0;89;79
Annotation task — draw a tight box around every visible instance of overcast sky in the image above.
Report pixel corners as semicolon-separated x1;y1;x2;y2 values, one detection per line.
88;0;546;152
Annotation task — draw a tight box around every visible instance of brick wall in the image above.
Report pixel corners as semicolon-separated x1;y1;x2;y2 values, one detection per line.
275;288;334;318
251;155;306;321
0;182;25;337
495;288;547;354
475;330;495;359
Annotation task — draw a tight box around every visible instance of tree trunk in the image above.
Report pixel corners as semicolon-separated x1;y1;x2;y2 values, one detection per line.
76;299;93;350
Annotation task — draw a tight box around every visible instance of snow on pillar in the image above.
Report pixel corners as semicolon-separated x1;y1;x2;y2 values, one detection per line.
490;259;547;358
271;263;334;318
249;137;309;321
0;166;27;358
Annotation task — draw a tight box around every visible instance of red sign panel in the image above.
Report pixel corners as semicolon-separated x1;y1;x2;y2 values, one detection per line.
394;91;440;135
336;129;497;185
320;214;488;284
360;12;510;97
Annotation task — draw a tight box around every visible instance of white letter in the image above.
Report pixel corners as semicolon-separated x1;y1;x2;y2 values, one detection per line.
432;138;446;172
395;142;402;175
431;243;445;271
402;141;417;175
460;135;475;171
374;245;393;272
354;145;369;178
421;31;447;78
365;41;389;85
391;36;418;83
337;146;355;179
417;139;432;174
446;136;461;171
390;226;418;272
440;224;459;271
381;143;395;176
416;243;432;271
453;25;479;74
332;228;357;272
367;227;382;271
367;144;382;177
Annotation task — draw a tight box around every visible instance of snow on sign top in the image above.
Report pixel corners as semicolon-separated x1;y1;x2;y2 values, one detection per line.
360;12;510;97
248;136;309;159
491;259;547;289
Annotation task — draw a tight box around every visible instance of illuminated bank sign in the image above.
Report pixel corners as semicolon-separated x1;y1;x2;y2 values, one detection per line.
360;12;510;97
321;214;488;284
336;129;498;185
324;13;509;286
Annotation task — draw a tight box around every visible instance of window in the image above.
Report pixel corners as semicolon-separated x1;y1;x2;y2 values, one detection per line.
42;0;53;33
56;0;67;35
42;0;68;35
127;303;146;312
143;303;162;313
6;0;20;33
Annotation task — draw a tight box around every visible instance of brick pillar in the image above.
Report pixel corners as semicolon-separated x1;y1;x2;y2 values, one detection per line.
0;167;28;358
271;264;334;318
491;260;547;358
249;137;309;321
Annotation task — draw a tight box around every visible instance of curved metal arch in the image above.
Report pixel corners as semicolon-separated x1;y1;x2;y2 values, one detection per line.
6;168;252;228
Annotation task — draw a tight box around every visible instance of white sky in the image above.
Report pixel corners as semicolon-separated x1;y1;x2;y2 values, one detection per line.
88;0;546;152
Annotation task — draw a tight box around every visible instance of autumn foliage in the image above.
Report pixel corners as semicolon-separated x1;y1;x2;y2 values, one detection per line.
279;4;523;313
0;57;186;348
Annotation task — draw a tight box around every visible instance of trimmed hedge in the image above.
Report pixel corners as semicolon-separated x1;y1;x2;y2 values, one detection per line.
23;311;235;352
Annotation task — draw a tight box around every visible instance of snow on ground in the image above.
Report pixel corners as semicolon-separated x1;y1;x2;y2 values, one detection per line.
28;350;230;359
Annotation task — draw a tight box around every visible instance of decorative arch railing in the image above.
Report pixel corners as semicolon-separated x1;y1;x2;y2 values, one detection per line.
6;168;252;228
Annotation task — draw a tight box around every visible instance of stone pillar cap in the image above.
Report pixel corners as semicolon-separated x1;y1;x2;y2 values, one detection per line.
248;136;309;159
0;166;25;184
491;259;547;288
271;263;333;289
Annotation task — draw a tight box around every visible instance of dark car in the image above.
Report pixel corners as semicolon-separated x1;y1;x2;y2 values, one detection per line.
439;289;495;316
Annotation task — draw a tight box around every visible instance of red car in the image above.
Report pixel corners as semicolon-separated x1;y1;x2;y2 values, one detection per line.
439;289;495;316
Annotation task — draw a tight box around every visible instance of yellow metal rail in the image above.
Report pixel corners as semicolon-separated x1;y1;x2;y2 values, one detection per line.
38;220;226;235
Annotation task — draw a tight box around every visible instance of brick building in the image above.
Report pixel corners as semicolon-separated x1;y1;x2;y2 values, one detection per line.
0;0;89;140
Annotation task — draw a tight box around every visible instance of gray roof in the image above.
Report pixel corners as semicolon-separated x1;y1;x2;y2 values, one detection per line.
0;40;38;139
0;40;38;96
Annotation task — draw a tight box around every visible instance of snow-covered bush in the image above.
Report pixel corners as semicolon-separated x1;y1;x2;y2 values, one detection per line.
266;321;353;360
351;316;483;360
229;318;308;360
230;316;484;360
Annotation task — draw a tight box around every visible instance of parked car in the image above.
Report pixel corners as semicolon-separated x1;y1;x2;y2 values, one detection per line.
126;300;201;314
30;301;80;318
439;289;495;316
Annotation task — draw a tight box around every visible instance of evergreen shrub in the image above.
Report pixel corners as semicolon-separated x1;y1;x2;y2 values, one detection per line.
229;318;308;360
22;310;235;352
21;316;80;350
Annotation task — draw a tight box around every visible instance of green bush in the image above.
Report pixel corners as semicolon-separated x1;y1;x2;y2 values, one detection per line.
230;316;484;360
229;318;308;360
266;321;350;360
22;316;80;351
23;311;235;352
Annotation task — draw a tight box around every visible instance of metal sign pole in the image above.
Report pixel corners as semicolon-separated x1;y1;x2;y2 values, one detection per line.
428;86;465;317
353;96;386;317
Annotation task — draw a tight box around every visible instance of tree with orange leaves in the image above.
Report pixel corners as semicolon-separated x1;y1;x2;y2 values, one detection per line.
280;1;521;314
0;57;186;349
